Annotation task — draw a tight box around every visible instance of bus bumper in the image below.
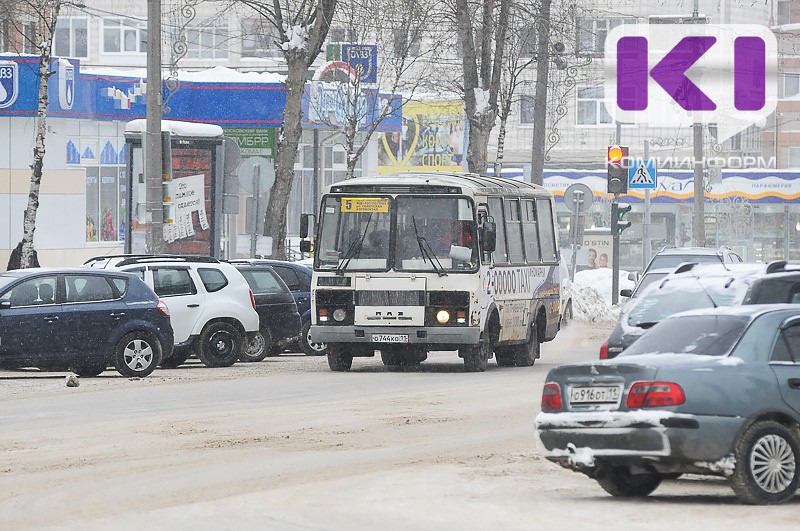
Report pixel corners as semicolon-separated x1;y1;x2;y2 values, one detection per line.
310;325;481;347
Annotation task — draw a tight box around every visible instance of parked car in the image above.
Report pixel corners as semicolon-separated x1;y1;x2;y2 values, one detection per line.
229;259;327;356
601;261;800;359
536;304;800;504
84;255;259;368
641;246;742;276
0;268;173;377
619;267;673;301
231;262;302;361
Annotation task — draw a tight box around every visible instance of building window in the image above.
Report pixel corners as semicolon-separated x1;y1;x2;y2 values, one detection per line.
778;0;792;25
328;27;346;43
102;18;147;54
520;94;535;125
784;73;799;98
393;29;421;57
789;148;800;168
241;19;280;58
519;24;537;58
576;85;612;126
23;21;37;54
54;17;88;58
187;19;228;59
577;17;636;55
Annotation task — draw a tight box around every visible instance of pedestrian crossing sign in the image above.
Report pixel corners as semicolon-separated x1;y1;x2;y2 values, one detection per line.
628;159;657;189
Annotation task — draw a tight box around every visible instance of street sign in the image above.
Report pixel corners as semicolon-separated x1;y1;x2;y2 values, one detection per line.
628;159;657;189
341;44;378;84
237;156;275;195
563;183;594;213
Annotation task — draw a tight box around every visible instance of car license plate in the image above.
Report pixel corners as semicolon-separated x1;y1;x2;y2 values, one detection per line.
569;386;621;405
372;334;409;343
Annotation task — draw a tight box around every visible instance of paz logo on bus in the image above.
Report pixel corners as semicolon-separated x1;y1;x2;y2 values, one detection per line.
0;61;19;109
604;24;777;143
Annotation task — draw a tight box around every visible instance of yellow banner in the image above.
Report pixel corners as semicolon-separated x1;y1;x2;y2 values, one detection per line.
341;197;389;213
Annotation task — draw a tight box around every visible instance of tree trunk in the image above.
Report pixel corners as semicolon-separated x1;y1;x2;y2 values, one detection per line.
21;2;61;268
263;55;306;260
494;114;508;176
530;0;552;186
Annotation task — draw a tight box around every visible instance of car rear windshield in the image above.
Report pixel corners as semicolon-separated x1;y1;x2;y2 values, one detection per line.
621;315;750;357
649;254;722;270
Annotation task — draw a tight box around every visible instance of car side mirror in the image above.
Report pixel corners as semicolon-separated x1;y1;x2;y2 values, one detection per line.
480;221;496;253
0;300;10;310
620;289;632;298
627;272;639;282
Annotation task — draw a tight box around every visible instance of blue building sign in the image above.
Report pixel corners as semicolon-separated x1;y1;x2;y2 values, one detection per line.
342;44;378;84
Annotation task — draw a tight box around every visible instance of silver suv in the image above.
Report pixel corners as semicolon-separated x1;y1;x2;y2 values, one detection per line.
84;255;260;368
642;246;742;276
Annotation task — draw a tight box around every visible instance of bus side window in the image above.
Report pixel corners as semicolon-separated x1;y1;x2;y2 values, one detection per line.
505;199;525;265
522;200;541;264
488;197;508;264
536;198;558;262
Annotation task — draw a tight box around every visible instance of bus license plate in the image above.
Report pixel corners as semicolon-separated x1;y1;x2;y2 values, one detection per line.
372;334;409;343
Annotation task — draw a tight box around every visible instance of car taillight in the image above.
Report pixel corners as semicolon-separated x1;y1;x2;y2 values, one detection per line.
249;289;256;310
541;383;563;411
626;381;685;408
600;341;609;360
157;299;170;318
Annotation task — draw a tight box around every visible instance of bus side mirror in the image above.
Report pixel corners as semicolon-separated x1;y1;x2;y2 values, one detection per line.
481;221;496;253
300;214;311;238
299;240;312;253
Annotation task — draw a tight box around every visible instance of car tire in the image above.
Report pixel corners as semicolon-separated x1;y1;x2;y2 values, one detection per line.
595;466;662;497
113;331;161;378
239;329;272;363
72;361;107;377
512;325;539;367
729;420;800;505
561;300;572;328
461;335;491;372
196;321;242;368
301;320;328;356
327;344;353;372
160;347;191;369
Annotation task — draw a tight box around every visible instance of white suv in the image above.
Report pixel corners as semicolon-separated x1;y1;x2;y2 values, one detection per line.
84;255;260;368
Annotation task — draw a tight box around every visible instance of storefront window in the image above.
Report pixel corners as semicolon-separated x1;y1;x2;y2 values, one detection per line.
85;166;127;243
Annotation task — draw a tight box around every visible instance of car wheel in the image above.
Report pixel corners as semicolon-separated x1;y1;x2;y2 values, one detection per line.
729;420;800;504
160;347;190;369
239;329;272;363
461;335;491;372
197;321;242;368
72;361;107;377
512;325;539;367
113;331;161;378
327;344;353;372
561;301;572;327
301;320;328;356
595;466;662;497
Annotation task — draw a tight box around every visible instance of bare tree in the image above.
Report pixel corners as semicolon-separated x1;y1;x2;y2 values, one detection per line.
4;0;62;269
453;0;510;175
238;0;337;259
310;0;443;178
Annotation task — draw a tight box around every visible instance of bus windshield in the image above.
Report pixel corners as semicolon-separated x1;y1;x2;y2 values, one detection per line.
315;195;478;273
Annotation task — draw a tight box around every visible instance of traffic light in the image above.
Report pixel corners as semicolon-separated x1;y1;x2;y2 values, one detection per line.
607;145;629;195
612;202;632;236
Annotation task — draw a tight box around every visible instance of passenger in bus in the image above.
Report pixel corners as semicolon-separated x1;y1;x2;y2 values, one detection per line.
363;230;389;258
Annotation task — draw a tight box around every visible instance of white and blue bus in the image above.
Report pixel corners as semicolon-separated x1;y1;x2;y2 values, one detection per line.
300;172;561;372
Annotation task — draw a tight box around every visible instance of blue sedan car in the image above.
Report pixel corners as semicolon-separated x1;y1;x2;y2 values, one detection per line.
536;304;800;505
0;268;173;377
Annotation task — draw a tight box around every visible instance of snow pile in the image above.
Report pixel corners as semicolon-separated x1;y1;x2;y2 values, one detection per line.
571;268;635;323
473;88;490;115
280;25;309;52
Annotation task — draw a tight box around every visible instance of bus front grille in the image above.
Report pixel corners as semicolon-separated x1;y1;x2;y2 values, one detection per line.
356;290;424;306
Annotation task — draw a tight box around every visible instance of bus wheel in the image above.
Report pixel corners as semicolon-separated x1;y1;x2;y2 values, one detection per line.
327;345;353;372
461;336;490;372
494;348;516;367
513;325;539;367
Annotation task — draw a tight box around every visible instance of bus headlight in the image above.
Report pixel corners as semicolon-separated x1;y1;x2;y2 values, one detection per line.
436;310;450;324
333;308;347;322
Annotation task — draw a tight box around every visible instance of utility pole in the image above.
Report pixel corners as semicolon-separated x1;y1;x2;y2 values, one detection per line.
145;0;163;254
529;0;552;185
691;0;705;247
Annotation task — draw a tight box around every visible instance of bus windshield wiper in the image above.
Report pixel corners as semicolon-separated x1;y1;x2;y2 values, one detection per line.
336;213;372;275
412;216;447;277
